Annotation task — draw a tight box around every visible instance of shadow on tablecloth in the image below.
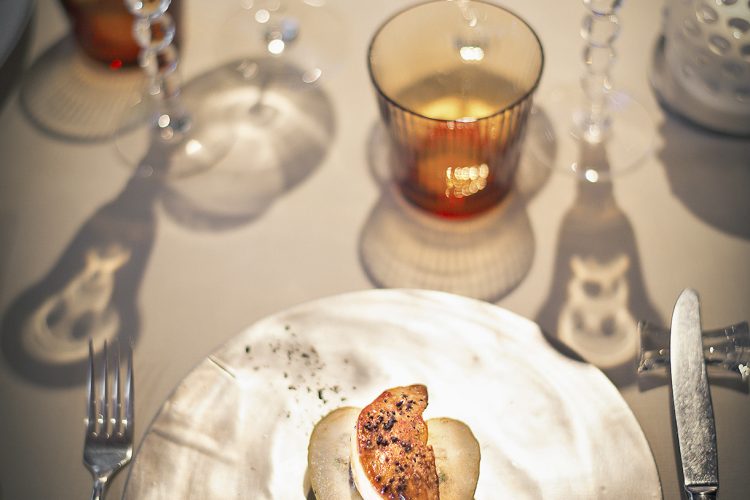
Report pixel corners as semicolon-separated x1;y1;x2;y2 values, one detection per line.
658;114;750;241
358;109;552;304
1;57;336;386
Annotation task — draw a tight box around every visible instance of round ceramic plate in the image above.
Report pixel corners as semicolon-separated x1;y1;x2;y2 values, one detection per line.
0;0;32;69
123;289;661;499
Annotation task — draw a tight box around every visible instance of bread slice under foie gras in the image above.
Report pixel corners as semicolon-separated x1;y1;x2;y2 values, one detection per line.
307;388;480;499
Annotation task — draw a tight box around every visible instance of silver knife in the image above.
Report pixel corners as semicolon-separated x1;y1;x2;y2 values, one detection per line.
670;289;719;499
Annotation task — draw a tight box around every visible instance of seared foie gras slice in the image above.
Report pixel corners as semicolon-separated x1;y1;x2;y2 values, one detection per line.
352;384;440;499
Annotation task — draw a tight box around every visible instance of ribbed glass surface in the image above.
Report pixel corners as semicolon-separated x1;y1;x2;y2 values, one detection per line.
368;0;543;217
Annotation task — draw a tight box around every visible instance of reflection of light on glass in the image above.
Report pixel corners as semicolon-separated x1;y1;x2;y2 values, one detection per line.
186;139;203;155
255;9;271;23
268;39;285;55
302;67;322;84
157;114;170;128
420;96;494;121
237;60;259;80
455;0;478;27
584;169;599;183
460;45;485;62
445;163;489;198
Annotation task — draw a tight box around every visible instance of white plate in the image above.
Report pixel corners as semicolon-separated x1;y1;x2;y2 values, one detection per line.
124;289;661;499
0;0;32;69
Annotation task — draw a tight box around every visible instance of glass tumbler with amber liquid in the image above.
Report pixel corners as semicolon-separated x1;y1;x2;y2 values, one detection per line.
59;0;182;68
368;0;544;218
59;0;140;67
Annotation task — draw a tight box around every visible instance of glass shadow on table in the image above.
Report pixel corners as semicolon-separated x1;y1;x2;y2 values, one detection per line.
535;139;663;389
0;156;161;387
358;110;553;304
18;33;145;143
158;57;336;232
657;113;750;242
1;57;336;386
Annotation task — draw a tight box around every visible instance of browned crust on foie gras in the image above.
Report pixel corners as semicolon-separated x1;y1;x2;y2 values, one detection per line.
355;384;440;499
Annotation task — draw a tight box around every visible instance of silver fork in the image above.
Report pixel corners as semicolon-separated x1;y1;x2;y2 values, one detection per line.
83;339;134;500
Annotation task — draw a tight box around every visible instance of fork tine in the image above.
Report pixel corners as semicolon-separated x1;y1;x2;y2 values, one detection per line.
86;339;97;435
123;340;134;440
112;341;121;436
102;340;110;437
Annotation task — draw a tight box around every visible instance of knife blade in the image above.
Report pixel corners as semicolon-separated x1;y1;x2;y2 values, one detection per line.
670;289;719;499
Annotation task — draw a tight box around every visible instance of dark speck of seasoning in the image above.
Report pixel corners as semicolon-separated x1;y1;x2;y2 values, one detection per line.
284;325;290;331
245;346;251;354
318;388;324;400
383;416;396;431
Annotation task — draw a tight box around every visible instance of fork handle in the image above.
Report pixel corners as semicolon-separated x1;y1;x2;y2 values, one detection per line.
91;477;107;500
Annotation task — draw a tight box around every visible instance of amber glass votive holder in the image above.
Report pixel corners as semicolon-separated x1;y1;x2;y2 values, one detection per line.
368;0;543;218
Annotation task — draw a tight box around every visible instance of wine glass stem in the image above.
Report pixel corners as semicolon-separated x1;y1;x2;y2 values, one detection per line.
129;1;189;131
578;1;621;142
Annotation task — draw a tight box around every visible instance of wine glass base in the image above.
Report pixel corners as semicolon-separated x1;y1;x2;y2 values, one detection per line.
528;84;655;182
219;0;347;88
114;87;235;179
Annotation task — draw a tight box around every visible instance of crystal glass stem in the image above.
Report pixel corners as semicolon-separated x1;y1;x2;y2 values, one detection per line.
637;321;750;381
577;0;621;142
126;0;191;140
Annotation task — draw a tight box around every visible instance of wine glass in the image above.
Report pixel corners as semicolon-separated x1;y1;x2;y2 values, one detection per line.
220;0;347;88
528;0;655;182
114;0;235;178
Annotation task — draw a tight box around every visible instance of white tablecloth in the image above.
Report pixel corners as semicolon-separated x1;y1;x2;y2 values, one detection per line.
1;1;748;499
